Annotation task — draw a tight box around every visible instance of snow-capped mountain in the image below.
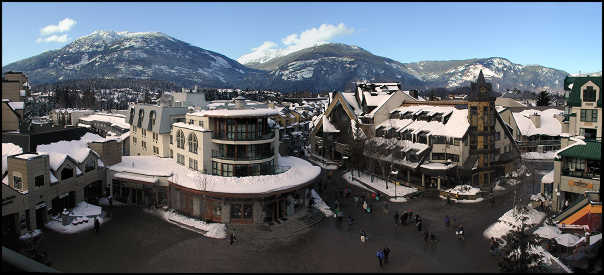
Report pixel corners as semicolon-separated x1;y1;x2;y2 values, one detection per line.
2;30;269;88
403;57;569;92
245;43;425;92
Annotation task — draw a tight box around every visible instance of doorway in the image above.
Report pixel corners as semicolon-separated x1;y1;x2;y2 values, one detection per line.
35;207;47;229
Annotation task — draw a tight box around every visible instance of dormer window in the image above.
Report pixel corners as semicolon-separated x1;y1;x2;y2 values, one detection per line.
583;86;596;102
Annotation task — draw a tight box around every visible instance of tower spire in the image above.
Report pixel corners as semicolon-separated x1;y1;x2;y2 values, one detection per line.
477;70;485;83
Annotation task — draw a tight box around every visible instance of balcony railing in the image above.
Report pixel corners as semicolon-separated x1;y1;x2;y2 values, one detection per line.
561;169;601;180
212;150;274;161
212;131;275;141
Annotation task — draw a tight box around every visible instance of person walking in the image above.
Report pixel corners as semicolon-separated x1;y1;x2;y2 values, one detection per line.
401;211;408;225
362;200;368;213
408;210;414;223
445;215;450;228
417;219;422;232
430;233;438;248
456;224;464;240
360;230;367;246
229;231;237;245
489;237;498;255
394;211;399;225
383;247;391;263
94;217;100;234
376;249;384;267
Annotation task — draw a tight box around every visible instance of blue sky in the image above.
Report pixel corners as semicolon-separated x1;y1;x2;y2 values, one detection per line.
2;2;602;73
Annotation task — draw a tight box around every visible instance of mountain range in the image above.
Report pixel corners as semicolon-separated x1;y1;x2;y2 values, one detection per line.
3;30;572;92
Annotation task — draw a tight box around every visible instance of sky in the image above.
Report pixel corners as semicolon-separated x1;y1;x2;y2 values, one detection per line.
2;2;602;74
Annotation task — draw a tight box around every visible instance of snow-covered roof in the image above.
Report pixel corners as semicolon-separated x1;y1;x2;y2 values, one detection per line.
20;90;26;97
446;185;480;195
77;123;92;128
36;133;104;171
322;117;340;133
2;143;23;175
380;105;469;138
421;162;457;170
113;172;159;183
79;113;130;129
340;93;363;115
15;154;39;160
512;109;563;137
110;155;320;194
8;101;24;110
172;122;210;132
363;92;392;107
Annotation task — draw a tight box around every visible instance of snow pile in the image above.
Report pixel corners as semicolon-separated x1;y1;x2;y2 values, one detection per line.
110;155;320;194
483;206;546;239
446;185;480;196
311;189;334;217
45;215;109;234
574;233;602;247
530;193;547;202
2;143;23;175
147;208;226;239
70;201;102;217
541;170;554;184
522;151;556;160
19;229;42;240
439;195;484;204
343;170;417;198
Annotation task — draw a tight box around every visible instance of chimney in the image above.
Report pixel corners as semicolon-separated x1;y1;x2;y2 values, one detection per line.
529;112;541;128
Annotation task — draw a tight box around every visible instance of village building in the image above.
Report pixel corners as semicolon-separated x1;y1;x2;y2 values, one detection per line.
550;75;601;214
2;72;30;132
77;112;131;155
127;104;187;157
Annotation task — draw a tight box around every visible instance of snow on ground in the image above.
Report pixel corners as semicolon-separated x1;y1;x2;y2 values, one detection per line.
145;208;226;239
530;193;547;202
534;224;582;247
445;184;480;196
541;170;554;184
483;206;546;239
19;229;42;240
45;214;109;234
342;171;376;193
98;196;127;207
70;201;102;217
522;151;556;160
439;195;484;204
345;170;418;198
494;180;506;191
311;189;335;217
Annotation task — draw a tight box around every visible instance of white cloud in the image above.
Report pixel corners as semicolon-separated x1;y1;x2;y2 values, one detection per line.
36;34;69;43
237;23;354;64
40;18;77;36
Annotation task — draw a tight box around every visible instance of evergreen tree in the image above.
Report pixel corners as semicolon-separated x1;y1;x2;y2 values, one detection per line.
536;90;551;106
498;206;548;273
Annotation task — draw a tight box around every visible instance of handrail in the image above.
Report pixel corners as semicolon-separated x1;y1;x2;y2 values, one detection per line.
2;246;60;273
212;131;275;141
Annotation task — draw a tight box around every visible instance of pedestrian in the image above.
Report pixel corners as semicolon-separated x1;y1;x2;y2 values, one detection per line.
394;211;399;225
362;200;368;212
383;247;391;263
309;197;315;209
430;233;437;248
376;249;384;267
424;230;430;244
94;217;100;234
417;220;422;231
408;210;414;223
229;232;236;245
347;215;354;226
489;237;497;255
360;230;367;246
445;215;450;227
415;214;420;223
401;211;408;225
371;192;376;200
109;196;113;207
447;196;451;205
383;202;388;214
456;224;464;240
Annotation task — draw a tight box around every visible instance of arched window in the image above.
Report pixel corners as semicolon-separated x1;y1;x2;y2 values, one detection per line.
148;110;156;130
188;133;198;154
138;109;145;127
129;108;135;124
176;130;185;149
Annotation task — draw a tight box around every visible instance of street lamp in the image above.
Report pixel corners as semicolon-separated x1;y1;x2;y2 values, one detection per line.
391;169;399;199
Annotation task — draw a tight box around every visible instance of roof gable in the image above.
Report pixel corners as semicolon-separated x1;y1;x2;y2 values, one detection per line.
558;141;601;161
566;76;602;107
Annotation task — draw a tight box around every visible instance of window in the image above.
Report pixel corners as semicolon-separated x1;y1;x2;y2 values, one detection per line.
153;132;158;143
170;134;173;144
149;111;156;129
176;130;185;149
85;158;95;172
580;109;598;122
177;154;185;165
188;133;198;154
495;132;501;141
446;153;459;162
61;167;74;180
453;138;461;146
170;149;173;158
198;120;204;128
138;109;144;127
35;175;44;187
153;146;159;155
189;158;198;170
13;176;23;190
142;141;147;150
133;137;137;144
583;86;596;102
142;129;147;137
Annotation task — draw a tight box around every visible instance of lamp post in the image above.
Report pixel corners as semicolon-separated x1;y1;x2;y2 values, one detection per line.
391;169;399;199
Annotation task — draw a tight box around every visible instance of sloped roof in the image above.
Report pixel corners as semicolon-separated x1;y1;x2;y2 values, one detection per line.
340;92;363;115
130;105;187;134
383;105;469;138
557;141;601;161
565;76;602;107
322;116;340;133
512;109;563;137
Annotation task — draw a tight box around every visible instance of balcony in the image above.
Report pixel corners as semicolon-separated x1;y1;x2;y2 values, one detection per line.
212;150;274;161
561;169;600;180
212;131;275;142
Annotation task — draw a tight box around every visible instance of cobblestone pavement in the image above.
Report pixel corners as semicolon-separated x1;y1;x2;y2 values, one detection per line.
38;165;546;272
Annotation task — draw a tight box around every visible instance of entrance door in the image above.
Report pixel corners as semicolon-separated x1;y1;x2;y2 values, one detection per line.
35;207;47;229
